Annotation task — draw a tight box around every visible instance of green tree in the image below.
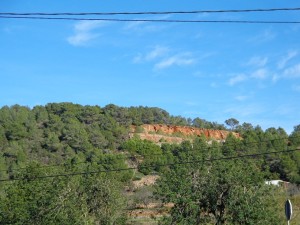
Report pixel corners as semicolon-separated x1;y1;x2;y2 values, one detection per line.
156;145;282;225
225;118;239;131
0;162;128;224
42;131;63;153
290;124;300;147
83;174;127;224
0;125;8;151
0;164;88;224
60;119;92;153
221;133;241;156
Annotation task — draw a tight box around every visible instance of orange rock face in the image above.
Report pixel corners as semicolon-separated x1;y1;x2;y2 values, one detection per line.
130;124;240;144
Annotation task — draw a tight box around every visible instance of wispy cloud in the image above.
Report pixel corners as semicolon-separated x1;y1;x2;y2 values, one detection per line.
123;16;170;34
134;45;169;63
133;45;169;63
67;21;109;46
154;52;196;70
278;50;298;69
272;73;280;83
249;29;276;43
228;74;247;86
228;67;271;86
146;46;169;60
245;56;268;67
251;68;268;79
134;46;197;70
124;21;146;30
283;63;300;78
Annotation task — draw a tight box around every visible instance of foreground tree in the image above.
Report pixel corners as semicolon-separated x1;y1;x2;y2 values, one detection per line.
155;145;282;225
0;162;127;224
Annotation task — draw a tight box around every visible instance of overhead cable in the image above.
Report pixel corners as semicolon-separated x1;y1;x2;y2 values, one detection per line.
1;135;299;173
0;148;299;182
1;7;300;16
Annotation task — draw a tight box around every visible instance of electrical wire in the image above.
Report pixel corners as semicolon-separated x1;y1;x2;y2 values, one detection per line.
0;148;298;182
0;16;300;24
1;7;300;16
1;135;298;173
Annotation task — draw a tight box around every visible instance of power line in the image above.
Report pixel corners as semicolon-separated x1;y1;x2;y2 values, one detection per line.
0;16;300;24
1;135;298;173
1;7;300;16
0;148;298;182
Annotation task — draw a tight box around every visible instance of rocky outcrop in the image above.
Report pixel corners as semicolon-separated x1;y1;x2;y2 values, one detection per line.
130;124;240;144
130;133;184;144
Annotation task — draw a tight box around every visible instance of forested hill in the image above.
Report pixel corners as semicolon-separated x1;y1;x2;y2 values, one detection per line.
0;103;225;174
0;103;300;224
0;102;299;179
0;102;227;157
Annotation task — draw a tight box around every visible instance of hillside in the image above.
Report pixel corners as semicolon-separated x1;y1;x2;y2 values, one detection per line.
0;103;300;224
130;124;240;144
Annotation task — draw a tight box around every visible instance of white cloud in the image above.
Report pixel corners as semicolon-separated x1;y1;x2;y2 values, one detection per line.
278;50;298;69
272;74;280;83
124;21;146;30
133;46;197;70
133;46;169;63
249;29;276;43
67;21;108;46
74;21;105;32
228;74;247;86
227;65;274;87
67;32;99;46
154;53;196;70
283;63;300;78
245;56;268;67
145;46;169;61
251;68;268;79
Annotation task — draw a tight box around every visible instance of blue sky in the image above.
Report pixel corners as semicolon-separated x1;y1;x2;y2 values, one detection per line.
1;0;300;133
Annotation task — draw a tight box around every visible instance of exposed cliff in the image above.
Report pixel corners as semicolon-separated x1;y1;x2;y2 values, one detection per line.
130;124;240;144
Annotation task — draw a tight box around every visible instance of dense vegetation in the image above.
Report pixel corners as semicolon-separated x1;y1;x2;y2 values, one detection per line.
0;103;299;224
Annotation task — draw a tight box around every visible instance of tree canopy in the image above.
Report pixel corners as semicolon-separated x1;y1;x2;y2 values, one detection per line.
0;103;299;224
